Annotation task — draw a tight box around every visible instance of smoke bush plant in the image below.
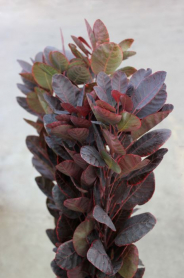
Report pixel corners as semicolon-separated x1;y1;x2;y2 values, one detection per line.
17;19;173;278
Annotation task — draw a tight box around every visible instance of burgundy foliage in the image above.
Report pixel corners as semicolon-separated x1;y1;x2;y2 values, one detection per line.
17;19;173;278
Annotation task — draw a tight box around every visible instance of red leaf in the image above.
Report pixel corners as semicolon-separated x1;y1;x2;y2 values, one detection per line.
81;165;97;186
70;116;91;128
102;129;126;155
120;94;133;112
93;106;121;125
64;197;90;213
93;19;110;45
61;103;78;113
96;100;116;112
56;160;82;178
118;154;149;177
68;128;89;143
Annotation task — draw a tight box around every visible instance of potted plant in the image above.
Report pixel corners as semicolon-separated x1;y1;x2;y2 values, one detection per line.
17;19;173;278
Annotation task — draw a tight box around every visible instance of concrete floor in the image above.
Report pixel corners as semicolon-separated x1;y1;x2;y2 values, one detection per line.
0;0;184;277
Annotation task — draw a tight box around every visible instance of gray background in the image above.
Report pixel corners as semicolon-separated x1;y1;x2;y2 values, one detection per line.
0;0;184;277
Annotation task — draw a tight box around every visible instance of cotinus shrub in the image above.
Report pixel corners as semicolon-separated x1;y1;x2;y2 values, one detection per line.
17;19;173;278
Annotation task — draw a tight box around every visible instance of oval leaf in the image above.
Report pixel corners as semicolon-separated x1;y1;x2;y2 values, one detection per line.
32;62;58;90
118;154;149;177
127;129;171;156
132;105;174;140
118;245;139;278
111;70;128;94
115;213;156;246
124;172;155;210
93;205;116;231
80;146;106;167
56;160;82;178
81;165;97;186
87;239;113;275
67;66;92;84
52;74;80;106
132;71;166;110
117;111;141;132
91;43;123;74
64;197;90;213
102;129;126;155
55;240;82;270
93;19;109;44
68;128;89;143
49;51;69;72
101;150;121;174
73;220;94;256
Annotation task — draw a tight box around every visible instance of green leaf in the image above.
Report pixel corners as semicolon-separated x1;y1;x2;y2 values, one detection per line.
32;62;58;90
35;87;53;114
123;51;136;60
49;51;69;73
93;19;109;44
118;66;137;77
73;220;94;257
119;39;134;51
69;58;87;68
26;92;45;115
91;43;123;74
101;150;121;174
117;111;141;132
67;66;92;84
118;245;139;278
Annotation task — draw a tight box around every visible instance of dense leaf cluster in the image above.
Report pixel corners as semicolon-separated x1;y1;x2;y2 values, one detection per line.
17;19;173;278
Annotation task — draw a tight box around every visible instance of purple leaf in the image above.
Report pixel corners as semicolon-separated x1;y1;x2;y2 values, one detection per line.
136;85;167;118
56;214;79;243
93;205;116;231
93;19;109;45
56;160;82;179
17;59;32;72
81;165;97;186
129;68;152;88
115;213;156;246
111;70;129;94
55;240;82;270
52;74;80;106
128;148;168;185
127;129;171;157
132;104;174;140
124;173;155;210
132;71;166;110
51;259;68;277
87;239;113;275
80;146;106;167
